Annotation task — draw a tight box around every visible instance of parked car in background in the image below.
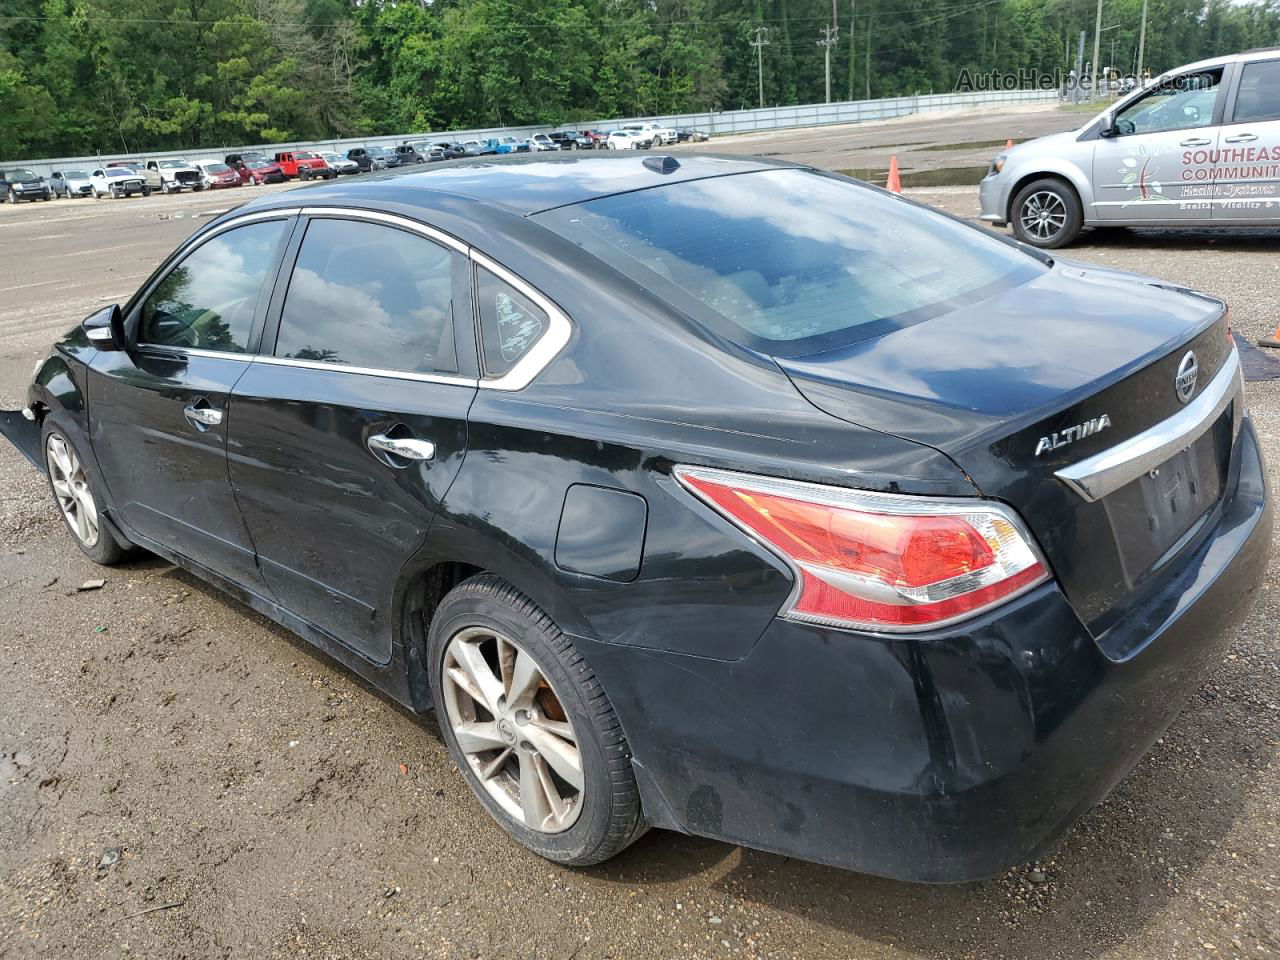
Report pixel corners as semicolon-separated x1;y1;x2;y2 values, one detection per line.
578;130;608;148
675;127;710;142
605;130;646;150
320;152;360;176
433;141;466;160
528;134;560;152
980;48;1280;247
620;123;664;147
1;168;54;202
366;146;401;168
225;152;268;169
462;140;494;156
237;159;286;185
491;137;528;154
345;147;377;172
148;158;203;193
395;144;427;164
193;160;243;190
548;131;588;150
45;172;70;198
53;170;94;198
111;161;162;193
272;151;334;180
89;167;147;199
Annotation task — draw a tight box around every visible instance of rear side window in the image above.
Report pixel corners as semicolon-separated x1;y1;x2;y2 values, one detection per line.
476;266;549;378
275;218;457;374
535;168;1039;356
1233;60;1280;123
139;220;286;353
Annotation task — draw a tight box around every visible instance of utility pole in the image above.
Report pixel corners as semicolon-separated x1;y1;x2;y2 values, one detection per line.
819;25;838;104
751;27;770;109
865;18;871;100
847;0;856;101
1091;0;1103;99
1136;0;1149;82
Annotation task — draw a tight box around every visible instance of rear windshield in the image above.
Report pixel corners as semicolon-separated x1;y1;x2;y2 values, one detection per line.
535;168;1041;356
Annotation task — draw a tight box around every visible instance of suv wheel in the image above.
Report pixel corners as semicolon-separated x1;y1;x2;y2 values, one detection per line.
428;575;646;866
1011;178;1083;248
43;425;132;565
7;188;16;203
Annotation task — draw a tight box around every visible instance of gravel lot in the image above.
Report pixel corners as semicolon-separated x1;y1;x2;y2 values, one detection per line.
1;105;1277;960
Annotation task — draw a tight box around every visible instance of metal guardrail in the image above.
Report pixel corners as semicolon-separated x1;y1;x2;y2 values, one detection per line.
4;89;1057;179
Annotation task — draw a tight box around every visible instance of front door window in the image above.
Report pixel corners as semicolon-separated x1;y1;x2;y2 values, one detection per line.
1113;70;1224;136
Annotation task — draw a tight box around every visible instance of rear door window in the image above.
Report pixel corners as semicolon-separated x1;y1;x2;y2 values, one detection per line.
1232;59;1280;123
274;218;458;374
139;220;287;353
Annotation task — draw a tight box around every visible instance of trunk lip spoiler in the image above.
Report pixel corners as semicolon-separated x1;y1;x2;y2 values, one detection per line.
1055;347;1242;503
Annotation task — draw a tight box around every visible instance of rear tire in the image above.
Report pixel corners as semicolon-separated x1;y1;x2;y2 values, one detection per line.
41;422;132;565
1010;178;1083;248
427;575;646;866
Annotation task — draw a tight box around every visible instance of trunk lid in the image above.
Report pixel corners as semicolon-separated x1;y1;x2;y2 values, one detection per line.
777;263;1236;635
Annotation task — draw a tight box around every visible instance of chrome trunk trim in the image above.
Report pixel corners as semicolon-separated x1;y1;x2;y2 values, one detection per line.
1055;347;1241;502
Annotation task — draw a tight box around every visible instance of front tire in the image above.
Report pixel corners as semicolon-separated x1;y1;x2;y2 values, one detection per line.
1010;178;1083;248
428;575;646;866
42;424;131;565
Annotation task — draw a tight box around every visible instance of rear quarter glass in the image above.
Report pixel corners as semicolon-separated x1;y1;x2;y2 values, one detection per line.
534;168;1044;358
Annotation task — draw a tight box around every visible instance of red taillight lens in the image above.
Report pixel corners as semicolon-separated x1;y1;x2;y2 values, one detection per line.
676;467;1049;632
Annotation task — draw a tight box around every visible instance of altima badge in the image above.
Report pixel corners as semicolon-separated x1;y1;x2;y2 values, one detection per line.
1175;351;1198;404
1035;414;1112;456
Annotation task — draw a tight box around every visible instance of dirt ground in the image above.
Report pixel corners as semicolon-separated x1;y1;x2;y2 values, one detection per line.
1;104;1277;960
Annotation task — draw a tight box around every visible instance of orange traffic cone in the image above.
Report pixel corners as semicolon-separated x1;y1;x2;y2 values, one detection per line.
886;155;902;194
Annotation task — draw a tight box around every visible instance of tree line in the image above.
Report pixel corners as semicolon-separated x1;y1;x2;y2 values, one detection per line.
2;0;1278;160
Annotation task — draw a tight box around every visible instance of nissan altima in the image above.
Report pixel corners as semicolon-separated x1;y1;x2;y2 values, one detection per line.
0;154;1269;882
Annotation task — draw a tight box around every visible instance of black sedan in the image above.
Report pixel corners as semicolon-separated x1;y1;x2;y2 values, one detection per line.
1;154;1268;882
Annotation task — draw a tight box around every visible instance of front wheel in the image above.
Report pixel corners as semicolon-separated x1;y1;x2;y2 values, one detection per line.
1010;178;1083;248
43;425;131;565
428;575;646;866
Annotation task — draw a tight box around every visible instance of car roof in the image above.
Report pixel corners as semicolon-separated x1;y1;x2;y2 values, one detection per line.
241;152;794;217
1161;46;1280;74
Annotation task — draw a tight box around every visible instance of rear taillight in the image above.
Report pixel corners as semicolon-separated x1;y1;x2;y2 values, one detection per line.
675;466;1049;633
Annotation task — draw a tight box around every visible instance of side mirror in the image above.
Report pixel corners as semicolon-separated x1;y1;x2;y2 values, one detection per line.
82;304;126;351
1099;116;1118;138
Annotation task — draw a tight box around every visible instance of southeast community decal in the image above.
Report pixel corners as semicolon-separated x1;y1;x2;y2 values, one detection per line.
1117;141;1280;210
495;291;544;363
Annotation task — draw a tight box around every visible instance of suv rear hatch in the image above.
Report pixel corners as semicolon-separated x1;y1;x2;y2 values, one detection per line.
778;264;1238;637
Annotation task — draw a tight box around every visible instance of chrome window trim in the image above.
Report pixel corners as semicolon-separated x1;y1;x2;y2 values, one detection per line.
251;355;478;387
1055;347;1242;502
135;345;255;363
298;206;468;254
471;250;573;391
133;205;572;390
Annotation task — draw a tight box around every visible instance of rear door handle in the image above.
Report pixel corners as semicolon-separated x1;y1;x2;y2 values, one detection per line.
1223;133;1258;143
368;434;435;461
183;401;223;430
1179;137;1213;147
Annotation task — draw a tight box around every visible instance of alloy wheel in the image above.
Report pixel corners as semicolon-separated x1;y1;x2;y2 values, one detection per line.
441;626;584;833
45;434;99;548
1019;190;1067;242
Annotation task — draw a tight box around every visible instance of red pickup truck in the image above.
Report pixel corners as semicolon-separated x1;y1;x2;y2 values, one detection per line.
272;151;335;181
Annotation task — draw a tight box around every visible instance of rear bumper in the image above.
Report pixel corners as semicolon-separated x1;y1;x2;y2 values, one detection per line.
584;417;1270;882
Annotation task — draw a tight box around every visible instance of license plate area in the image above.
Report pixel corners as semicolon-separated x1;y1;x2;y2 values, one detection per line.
1103;411;1231;584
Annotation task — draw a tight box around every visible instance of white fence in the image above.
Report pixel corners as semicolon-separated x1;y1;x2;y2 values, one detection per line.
5;89;1057;178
